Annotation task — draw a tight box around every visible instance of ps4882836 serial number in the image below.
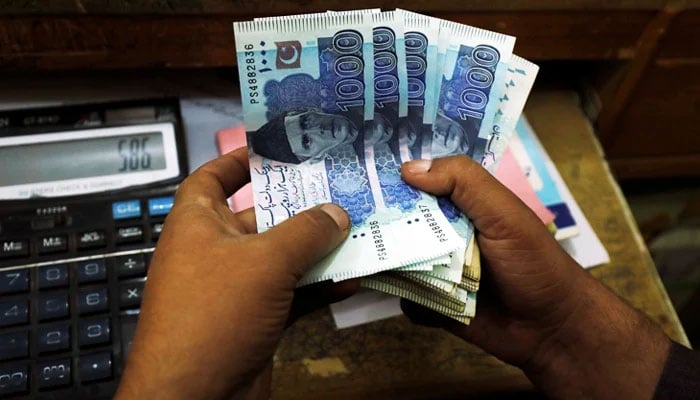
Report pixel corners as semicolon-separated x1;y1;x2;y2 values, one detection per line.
369;220;388;261
419;205;448;243
243;44;260;104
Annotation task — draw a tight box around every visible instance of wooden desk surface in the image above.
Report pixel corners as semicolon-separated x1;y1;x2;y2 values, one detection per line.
270;90;689;400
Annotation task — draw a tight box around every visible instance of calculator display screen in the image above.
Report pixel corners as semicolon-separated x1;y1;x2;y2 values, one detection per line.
0;132;166;186
0;122;181;199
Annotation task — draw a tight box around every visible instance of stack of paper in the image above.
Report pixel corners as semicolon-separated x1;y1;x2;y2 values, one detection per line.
232;9;540;324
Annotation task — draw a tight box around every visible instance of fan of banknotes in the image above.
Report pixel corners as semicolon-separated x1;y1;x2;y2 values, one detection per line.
233;9;538;325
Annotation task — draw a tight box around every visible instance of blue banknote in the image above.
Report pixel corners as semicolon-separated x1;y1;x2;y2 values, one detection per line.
433;22;515;162
365;11;424;213
477;55;539;172
430;22;515;231
236;15;374;228
234;13;462;284
397;10;440;162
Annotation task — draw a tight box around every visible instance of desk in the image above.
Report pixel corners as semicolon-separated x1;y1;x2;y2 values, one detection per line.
271;91;689;399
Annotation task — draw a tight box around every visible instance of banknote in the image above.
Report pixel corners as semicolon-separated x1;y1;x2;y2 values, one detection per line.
433;21;515;161
463;230;481;281
425;22;516;278
361;274;476;322
364;11;414;214
393;269;457;294
368;239;481;317
253;11;329;21
253;8;380;22
397;236;480;290
362;274;470;311
234;13;462;285
404;234;476;283
395;10;440;162
361;12;464;271
476;55;540;171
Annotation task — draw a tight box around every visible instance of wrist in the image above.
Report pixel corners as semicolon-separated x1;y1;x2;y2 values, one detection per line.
524;273;671;399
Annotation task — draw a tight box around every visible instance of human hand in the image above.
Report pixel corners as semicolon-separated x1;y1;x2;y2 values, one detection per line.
400;156;670;399
115;148;357;400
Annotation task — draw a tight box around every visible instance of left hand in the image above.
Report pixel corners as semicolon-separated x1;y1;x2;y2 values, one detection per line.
115;148;357;400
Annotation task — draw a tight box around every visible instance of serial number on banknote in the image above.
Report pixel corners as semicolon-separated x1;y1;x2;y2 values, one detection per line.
419;204;448;242
242;44;262;104
369;220;388;261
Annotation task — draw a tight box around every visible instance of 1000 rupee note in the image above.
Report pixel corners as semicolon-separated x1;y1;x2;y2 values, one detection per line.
477;55;539;171
427;22;516;278
234;14;461;285
361;274;476;323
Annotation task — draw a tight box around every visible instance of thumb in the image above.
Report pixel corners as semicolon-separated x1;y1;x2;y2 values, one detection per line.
260;203;350;280
401;155;550;243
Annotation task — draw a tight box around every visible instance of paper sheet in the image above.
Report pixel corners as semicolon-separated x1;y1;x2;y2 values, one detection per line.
495;148;556;225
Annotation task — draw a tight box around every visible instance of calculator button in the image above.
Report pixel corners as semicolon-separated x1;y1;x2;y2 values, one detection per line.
37;323;70;353
31;217;55;231
78;288;109;315
0;240;29;259
0;299;28;327
0;331;29;360
78;230;106;249
116;226;144;243
0;363;29;396
120;282;145;309
151;222;164;240
148;196;174;216
112;199;141;220
79;352;112;383
0;269;29;294
76;259;107;284
37;293;70;321
37;264;69;289
120;314;138;360
79;318;111;347
37;235;68;254
116;254;146;278
37;358;71;389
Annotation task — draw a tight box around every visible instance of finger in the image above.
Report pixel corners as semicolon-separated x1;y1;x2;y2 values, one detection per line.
233;207;257;234
401;156;548;241
175;147;250;206
287;279;360;326
260;204;350;280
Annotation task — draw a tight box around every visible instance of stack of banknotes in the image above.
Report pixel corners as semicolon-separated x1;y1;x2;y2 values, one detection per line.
233;9;538;325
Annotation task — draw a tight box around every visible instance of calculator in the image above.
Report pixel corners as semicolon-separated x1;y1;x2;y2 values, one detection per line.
0;99;188;399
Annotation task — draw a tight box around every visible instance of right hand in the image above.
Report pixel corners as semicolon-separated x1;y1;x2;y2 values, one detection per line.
400;156;670;399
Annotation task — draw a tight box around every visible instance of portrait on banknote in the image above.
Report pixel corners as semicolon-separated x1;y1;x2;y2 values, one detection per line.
248;108;360;164
431;110;472;158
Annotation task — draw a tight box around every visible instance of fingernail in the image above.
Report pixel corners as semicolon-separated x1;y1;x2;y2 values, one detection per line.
320;203;350;231
404;159;432;174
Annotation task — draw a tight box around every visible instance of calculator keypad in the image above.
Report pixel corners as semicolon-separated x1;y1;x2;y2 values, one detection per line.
37;293;70;321
0;299;29;327
37;264;69;289
76;260;107;284
37;358;71;389
77;288;110;315
37;324;71;354
0;363;29;396
0;270;29;295
0;331;29;360
0;192;174;398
